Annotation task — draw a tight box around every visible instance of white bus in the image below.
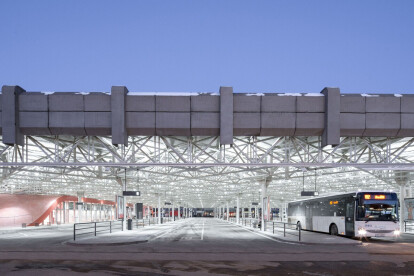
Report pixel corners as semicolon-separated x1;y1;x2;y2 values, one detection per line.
288;191;400;238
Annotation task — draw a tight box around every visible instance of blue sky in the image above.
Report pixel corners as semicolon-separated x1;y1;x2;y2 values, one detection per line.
0;1;413;94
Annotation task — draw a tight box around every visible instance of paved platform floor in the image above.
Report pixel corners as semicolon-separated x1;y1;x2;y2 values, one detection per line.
0;218;414;275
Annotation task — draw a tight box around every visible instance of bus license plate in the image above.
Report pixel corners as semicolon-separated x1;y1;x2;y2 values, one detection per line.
375;234;385;237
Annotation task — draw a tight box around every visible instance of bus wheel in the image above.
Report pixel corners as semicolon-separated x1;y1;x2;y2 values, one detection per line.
329;224;338;236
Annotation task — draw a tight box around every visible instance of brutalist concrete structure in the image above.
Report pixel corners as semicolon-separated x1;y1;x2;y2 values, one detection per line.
1;85;412;147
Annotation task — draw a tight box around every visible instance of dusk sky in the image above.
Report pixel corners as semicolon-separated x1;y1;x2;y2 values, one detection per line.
1;0;413;94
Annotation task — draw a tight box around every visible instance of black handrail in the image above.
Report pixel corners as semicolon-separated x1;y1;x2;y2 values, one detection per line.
237;218;302;241
267;221;301;241
405;220;414;233
73;220;123;240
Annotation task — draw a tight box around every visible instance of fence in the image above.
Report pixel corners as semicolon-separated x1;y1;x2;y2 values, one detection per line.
73;216;183;240
73;220;123;240
266;220;301;241
405;220;414;234
224;217;302;241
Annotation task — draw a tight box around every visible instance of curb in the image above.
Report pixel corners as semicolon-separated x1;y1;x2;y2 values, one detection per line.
65;239;148;247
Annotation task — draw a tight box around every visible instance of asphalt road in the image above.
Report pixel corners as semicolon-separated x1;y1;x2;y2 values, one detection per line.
0;218;414;275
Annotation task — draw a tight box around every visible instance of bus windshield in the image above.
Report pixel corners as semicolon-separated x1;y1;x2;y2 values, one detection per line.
357;202;398;221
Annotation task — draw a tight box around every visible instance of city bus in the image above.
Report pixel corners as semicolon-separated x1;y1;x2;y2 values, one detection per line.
287;191;400;237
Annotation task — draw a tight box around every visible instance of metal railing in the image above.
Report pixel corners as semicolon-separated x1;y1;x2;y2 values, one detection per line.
405;220;414;233
229;218;301;241
73;220;123;240
266;220;301;241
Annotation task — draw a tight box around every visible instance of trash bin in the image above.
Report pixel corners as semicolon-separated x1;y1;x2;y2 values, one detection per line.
127;219;133;230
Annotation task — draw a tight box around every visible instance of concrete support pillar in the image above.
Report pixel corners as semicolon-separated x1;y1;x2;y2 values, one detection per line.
62;202;66;224
226;202;229;221
158;195;162;224
236;195;240;224
321;87;340;147
395;172;410;231
220;86;233;145
172;203;175;221
1;85;26;146
261;177;271;231
76;193;84;223
400;184;406;231
178;205;181;220
111;86;128;146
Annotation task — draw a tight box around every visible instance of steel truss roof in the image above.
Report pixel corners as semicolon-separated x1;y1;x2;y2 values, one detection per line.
1;135;413;208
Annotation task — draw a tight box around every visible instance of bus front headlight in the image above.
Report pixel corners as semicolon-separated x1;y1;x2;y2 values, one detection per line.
358;228;367;236
394;230;400;236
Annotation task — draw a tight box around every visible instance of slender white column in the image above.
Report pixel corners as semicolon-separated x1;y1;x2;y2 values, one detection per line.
178;205;181;220
226;202;229;221
400;184;405;231
158;195;162;224
236;196;240;224
172;203;175;221
261;177;271;231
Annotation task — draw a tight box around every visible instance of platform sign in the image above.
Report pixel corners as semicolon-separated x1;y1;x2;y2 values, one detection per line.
404;198;414;221
116;195;125;220
122;191;140;196
301;191;319;197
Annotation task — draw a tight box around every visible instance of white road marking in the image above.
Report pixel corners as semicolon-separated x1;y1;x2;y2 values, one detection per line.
201;221;205;240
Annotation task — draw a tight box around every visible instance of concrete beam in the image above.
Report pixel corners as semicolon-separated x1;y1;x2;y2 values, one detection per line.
191;95;219;112
191;112;220;136
156;112;191;136
49;112;85;135
1;85;25;145
111;86;128;146
261;95;296;112
220;87;233;145
156;96;190;112
233;113;260;136
261;113;295;136
340;113;365;137
20;112;51;135
364;113;400;137
84;93;111;111
340;95;365;113
126;112;156;135
49;93;84;111
321;87;340;147
234;94;260;112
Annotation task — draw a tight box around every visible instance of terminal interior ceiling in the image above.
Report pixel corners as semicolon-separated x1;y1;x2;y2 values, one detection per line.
1;134;413;208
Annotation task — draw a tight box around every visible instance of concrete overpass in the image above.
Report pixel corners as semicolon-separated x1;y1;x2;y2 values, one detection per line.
1;85;414;147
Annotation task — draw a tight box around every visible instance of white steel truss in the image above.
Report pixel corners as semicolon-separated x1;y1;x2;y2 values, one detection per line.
1;135;413;208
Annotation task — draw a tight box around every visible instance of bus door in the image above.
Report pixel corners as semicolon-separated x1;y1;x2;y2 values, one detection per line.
345;201;355;236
